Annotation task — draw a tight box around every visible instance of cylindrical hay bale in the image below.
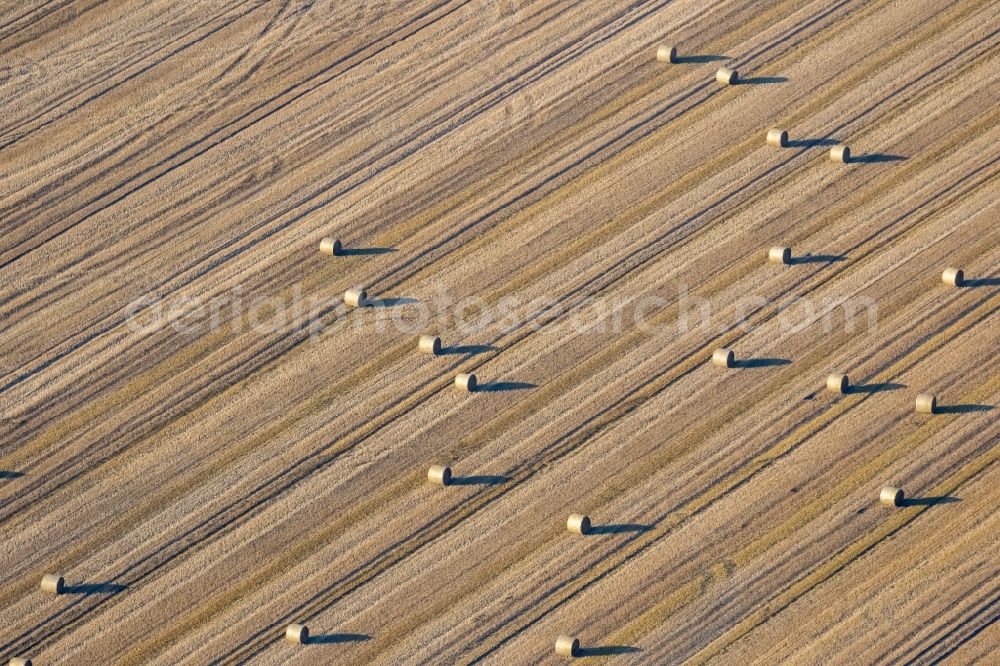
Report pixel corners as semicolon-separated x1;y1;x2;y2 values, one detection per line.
418;335;441;355
712;348;735;368
942;268;964;287
766;129;788;147
716;66;737;85
344;287;367;308
915;394;937;414
427;464;452;486
829;145;850;163
319;237;342;256
827;373;849;394
880;486;904;507
9;658;32;666
455;373;477;392
40;574;64;595
285;623;309;644
656;45;677;63
555;635;580;657
567;513;591;535
768;246;791;265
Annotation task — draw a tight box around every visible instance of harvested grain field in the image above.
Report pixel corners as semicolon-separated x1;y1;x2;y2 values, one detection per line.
1;0;998;663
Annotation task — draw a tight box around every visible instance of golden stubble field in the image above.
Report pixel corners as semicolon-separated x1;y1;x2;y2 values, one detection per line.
1;0;998;663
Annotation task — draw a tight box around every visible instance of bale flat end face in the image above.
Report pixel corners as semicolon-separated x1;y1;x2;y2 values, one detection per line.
555;635;580;657
768;246;791;264
656;45;677;63
766;129;788;147
344;288;368;308
712;348;735;368
428;465;452;486
716;67;737;85
319;237;342;256
286;623;309;644
915;394;937;414
9;658;32;666
830;145;850;163
419;335;442;355
455;373;477;392
942;268;964;287
827;374;849;394
880;486;904;507
40;574;64;595
567;514;591;535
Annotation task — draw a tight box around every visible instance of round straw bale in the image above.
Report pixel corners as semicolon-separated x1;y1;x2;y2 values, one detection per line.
9;658;32;666
319;237;342;256
880;486;904;507
427;465;452;486
40;574;64;595
656;45;677;63
419;335;441;355
768;246;791;264
712;348;735;368
766;129;788;147
555;635;580;657
455;373;477;392
285;624;309;644
827;373;849;394
716;67;737;85
915;393;937;414
829;145;850;163
941;268;964;287
567;514;591;535
344;287;367;308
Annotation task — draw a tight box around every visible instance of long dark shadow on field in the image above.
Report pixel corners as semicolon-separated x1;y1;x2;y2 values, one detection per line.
577;645;642;656
308;633;370;644
963;278;1000;287
440;345;496;356
738;75;787;85
733;358;791;369
450;475;509;486
0;471;24;479
936;404;993;414
900;496;960;507
338;247;396;256
63;582;127;595
850;153;907;163
477;381;536;393
848;382;905;394
789;254;846;265
588;524;652;535
787;137;839;147
674;54;727;63
367;297;419;308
